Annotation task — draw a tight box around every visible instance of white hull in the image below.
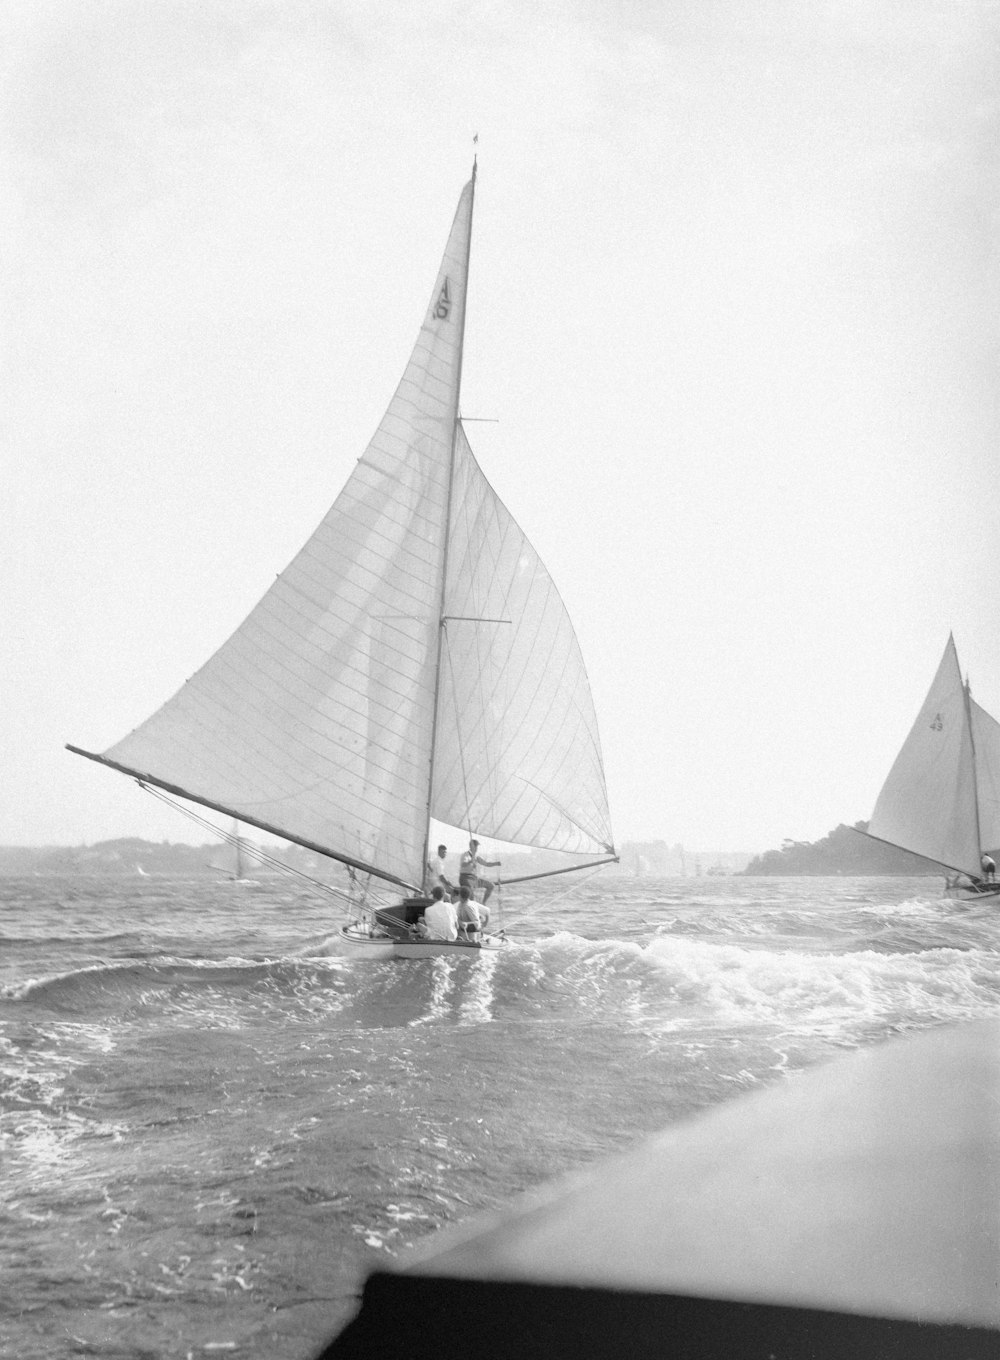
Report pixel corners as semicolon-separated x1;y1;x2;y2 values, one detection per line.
945;881;1000;902
339;922;506;960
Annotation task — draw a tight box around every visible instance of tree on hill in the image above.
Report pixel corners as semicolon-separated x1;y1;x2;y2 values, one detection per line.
742;822;939;876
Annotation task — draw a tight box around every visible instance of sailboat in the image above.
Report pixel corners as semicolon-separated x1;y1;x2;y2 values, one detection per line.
862;635;1000;899
208;820;254;883
67;164;617;956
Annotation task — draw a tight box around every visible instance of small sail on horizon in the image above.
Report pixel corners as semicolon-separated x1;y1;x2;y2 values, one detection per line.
865;636;1000;878
208;819;248;881
68;170;615;894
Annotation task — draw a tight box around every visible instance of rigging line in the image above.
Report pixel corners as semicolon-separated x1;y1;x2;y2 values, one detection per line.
508;861;611;913
345;864;395;913
544;862;610;908
140;784;346;899
139;783;364;906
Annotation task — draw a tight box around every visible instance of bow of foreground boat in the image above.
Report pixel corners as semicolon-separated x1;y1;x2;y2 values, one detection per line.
318;1020;1000;1359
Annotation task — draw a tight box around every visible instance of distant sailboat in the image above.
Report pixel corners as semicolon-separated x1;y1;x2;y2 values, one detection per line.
208;820;251;883
862;635;1000;899
67;164;617;955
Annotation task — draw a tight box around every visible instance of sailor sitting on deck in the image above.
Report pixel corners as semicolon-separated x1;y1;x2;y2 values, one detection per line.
422;887;458;941
456;885;490;939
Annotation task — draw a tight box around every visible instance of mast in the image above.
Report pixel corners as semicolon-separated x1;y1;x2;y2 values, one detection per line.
421;159;477;886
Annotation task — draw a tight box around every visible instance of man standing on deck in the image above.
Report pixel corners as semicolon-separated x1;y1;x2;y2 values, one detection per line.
982;853;996;883
425;844;456;898
460;838;500;905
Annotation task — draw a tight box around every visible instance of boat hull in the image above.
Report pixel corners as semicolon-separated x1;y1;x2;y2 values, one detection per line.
338;922;505;959
945;881;1000;902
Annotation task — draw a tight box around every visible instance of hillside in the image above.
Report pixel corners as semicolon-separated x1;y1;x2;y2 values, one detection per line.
742;822;939;876
0;838;329;878
1;829;930;880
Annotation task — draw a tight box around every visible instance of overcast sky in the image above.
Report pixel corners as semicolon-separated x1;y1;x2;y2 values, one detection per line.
5;0;1000;853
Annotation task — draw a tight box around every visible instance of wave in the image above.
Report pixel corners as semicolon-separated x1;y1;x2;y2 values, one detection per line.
0;931;147;947
638;933;1000;1033
6;918;998;1044
494;928;1000;1039
2;955;350;1014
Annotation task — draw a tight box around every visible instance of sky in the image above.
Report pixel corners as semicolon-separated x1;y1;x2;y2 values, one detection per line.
4;0;1000;854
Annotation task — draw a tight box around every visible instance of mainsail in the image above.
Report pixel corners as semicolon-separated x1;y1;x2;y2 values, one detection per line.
866;635;999;877
69;169;614;890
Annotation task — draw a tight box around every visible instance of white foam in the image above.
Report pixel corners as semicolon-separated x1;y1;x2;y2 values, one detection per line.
409;955;454;1026
458;949;497;1026
642;934;999;1032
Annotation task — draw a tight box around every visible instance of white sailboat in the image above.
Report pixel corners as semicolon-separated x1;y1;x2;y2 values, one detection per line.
863;635;1000;899
68;164;617;955
208;819;254;883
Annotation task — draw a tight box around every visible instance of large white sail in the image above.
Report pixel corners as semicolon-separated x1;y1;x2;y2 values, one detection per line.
867;636;981;876
431;425;614;856
71;170;616;891
970;696;1000;854
76;179;477;888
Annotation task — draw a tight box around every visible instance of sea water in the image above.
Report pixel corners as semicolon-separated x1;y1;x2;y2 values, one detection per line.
3;872;999;1359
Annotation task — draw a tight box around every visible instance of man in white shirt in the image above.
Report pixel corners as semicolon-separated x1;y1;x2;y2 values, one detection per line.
425;843;456;898
422;887;458;941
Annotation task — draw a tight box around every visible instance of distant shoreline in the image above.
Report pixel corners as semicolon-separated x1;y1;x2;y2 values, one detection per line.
0;843;939;880
0;824;946;879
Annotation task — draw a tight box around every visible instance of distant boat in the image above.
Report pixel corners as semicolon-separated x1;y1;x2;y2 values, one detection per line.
67;164;617;956
862;635;1000;899
208;820;253;883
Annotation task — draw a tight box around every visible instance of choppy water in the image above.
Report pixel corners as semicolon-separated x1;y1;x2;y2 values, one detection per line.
3;872;999;1358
